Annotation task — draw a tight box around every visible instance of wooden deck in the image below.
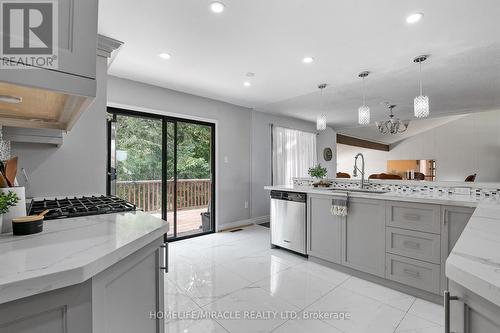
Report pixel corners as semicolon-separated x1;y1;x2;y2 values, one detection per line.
152;208;209;237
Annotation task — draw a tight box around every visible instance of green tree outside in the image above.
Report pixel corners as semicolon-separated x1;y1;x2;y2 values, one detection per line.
116;115;212;182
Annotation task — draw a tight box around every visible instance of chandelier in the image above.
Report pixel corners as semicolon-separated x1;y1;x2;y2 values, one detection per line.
376;104;409;135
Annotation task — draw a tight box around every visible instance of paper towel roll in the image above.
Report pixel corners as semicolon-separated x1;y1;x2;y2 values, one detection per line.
1;187;27;233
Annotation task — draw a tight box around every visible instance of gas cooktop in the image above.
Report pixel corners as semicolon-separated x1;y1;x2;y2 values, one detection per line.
28;195;136;220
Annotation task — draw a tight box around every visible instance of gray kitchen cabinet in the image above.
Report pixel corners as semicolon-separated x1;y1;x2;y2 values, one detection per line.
441;206;474;292
386;201;441;234
386;253;441;294
386;227;441;264
342;198;386;277
0;237;165;333
92;241;165;333
447;280;500;333
56;0;98;79
1;0;98;80
307;194;342;263
0;281;92;333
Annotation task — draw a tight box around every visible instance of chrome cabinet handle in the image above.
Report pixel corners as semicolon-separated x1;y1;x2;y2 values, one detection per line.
403;268;420;278
404;213;421;221
444;290;459;333
403;240;421;249
160;244;168;273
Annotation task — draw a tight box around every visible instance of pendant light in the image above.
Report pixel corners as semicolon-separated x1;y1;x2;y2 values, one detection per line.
316;83;327;131
358;71;370;125
413;55;430;118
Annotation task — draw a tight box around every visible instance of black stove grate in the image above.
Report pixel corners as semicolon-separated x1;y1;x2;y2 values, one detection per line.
28;195;137;220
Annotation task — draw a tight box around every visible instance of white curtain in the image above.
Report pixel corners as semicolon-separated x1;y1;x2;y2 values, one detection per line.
272;126;317;185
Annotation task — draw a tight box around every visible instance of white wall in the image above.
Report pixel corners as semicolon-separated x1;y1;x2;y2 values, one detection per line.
107;76;253;229
12;56;109;198
317;127;337;177
337;109;500;182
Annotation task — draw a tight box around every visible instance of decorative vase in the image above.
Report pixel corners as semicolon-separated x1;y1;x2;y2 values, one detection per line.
1;187;26;234
0;214;3;234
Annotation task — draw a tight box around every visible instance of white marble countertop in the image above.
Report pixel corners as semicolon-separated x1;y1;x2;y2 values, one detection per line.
446;203;500;307
0;211;168;304
264;185;496;207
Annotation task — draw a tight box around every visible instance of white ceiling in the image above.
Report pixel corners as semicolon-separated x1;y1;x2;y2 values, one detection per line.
99;0;500;129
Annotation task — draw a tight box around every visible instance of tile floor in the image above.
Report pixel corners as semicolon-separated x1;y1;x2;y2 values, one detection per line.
165;225;444;333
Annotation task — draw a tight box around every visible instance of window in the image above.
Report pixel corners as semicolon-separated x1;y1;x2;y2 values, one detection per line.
272;126;317;185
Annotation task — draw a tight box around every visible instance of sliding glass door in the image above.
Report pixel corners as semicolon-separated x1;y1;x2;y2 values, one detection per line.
174;121;214;238
107;108;215;241
108;113;163;218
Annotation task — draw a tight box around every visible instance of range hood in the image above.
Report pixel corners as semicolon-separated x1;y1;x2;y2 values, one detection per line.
0;81;94;131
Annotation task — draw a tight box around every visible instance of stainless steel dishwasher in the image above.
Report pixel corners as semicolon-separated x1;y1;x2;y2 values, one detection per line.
270;190;307;255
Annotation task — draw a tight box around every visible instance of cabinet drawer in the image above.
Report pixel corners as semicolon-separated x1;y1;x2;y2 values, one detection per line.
386;254;440;294
386;227;441;264
386;202;441;234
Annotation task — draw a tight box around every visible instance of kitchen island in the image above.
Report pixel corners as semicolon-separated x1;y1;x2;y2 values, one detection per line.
0;211;168;333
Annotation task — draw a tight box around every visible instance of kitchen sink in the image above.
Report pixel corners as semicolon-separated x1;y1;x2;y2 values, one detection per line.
328;188;389;194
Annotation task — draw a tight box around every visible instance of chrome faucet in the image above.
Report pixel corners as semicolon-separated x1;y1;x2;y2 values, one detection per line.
353;153;366;189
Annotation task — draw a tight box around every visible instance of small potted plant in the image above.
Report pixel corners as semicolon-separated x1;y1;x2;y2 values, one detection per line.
0;191;19;233
308;164;331;187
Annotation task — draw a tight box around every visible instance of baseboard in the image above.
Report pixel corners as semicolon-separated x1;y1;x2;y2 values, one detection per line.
217;215;270;232
217;219;253;231
250;215;270;225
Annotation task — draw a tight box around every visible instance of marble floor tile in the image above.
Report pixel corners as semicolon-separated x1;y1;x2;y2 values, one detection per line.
200;242;265;264
407;298;445;326
395;313;444;332
164;224;444;333
292;261;351;285
203;286;299;333
256;247;308;266
220;253;292;283
341;276;416;311
254;266;342;309
165;318;229;333
271;317;342;333
306;286;406;333
168;263;252;307
165;278;201;316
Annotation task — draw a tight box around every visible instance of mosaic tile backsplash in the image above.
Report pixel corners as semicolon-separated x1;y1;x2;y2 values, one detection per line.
292;178;500;198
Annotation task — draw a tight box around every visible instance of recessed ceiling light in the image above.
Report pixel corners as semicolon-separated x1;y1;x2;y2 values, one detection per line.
406;12;423;24
243;81;251;87
210;1;225;13
159;53;171;60
303;57;314;64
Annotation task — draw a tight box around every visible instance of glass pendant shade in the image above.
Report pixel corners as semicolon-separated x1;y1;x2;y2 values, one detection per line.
358;105;370;125
316;114;327;131
414;95;429;118
413;55;430;118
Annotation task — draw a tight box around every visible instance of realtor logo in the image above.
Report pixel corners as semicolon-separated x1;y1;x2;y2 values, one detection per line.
0;0;58;69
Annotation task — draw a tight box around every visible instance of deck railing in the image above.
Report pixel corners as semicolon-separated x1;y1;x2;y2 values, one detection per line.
116;179;211;212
